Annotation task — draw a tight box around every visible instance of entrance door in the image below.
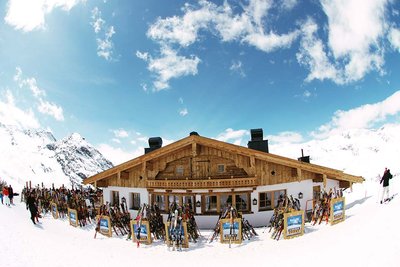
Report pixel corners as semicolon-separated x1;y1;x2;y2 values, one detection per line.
313;185;321;209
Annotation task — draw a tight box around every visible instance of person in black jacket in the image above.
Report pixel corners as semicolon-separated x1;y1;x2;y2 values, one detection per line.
380;168;393;203
8;185;14;205
27;192;39;224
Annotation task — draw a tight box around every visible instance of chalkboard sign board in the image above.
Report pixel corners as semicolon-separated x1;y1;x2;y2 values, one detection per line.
330;197;345;225
283;210;304;239
131;220;152;245
165;221;189;248
68;208;78;227
51;202;58;219
96;215;112;237
219;218;242;244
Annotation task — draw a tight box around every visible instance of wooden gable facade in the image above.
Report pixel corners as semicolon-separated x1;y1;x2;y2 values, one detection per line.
84;133;363;191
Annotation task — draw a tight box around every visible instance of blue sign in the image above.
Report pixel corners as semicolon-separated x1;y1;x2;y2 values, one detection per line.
222;221;239;240
100;218;109;231
286;213;303;237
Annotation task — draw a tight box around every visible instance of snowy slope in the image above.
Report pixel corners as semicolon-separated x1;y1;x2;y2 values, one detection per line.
270;123;400;180
0;123;113;192
0;178;398;267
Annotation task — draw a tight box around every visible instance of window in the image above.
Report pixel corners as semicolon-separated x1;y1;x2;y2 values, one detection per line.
235;193;249;212
182;195;194;211
259;189;286;211
129;193;140;210
217;164;225;173
220;194;232;210
153;194;166;211
205;195;218;212
111;190;119;206
176;166;184;176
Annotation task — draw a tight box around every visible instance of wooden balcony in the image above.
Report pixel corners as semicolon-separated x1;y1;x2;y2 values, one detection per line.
146;177;258;189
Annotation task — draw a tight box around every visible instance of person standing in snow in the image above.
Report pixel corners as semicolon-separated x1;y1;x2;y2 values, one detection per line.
27;192;39;224
3;186;10;206
380;168;393;203
8;185;14;205
0;188;3;204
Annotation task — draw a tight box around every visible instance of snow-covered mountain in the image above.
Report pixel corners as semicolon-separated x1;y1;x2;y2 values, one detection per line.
270;123;400;181
0;123;113;191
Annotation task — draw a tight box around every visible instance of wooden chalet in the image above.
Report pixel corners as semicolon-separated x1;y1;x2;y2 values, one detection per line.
83;129;364;228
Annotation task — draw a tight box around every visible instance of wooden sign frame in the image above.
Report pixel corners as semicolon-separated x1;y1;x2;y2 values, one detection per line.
165;221;189;248
219;218;242;244
330;197;345;225
131;220;152;245
283;210;304;239
68;208;78;227
51;202;59;219
96;215;112;237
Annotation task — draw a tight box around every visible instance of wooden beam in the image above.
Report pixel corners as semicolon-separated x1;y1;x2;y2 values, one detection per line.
323;174;327;189
297;168;302;182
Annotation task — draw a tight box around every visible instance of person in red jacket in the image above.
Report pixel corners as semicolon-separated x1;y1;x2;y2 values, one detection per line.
3;186;10;206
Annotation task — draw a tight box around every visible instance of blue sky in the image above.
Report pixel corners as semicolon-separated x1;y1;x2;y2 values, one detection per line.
1;0;400;165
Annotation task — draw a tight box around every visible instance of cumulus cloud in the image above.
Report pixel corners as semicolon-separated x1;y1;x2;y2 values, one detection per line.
179;108;188;116
311;90;400;138
37;99;64;121
297;0;389;85
91;7;116;61
4;0;84;32
216;128;249;145
137;46;201;90
112;128;129;138
297;18;342;83
97;143;142;165
388;27;400;51
0;90;40;129
142;0;299;90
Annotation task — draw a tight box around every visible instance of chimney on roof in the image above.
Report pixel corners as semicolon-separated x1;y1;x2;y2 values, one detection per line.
189;131;199;136
298;149;310;163
247;128;269;153
144;137;163;154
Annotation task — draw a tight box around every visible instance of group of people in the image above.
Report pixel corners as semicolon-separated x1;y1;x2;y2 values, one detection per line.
0;184;14;206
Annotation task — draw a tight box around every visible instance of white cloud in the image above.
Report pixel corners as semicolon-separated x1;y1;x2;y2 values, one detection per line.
97;143;142;165
4;0;84;32
112;129;129;138
138;46;201;90
91;7;116;61
91;7;105;34
111;138;121;144
179;108;188;116
281;0;298;10
142;0;299;90
266;131;303;144
319;0;388;82
13;67;65;122
0;90;40;129
216;128;248;145
311;90;400;138
37;98;64;121
230;60;246;77
388;27;400;51
296;18;342;83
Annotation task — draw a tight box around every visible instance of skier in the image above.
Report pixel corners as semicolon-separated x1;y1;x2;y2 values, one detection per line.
3;186;10;206
27;192;39;224
380;168;393;204
8;185;14;205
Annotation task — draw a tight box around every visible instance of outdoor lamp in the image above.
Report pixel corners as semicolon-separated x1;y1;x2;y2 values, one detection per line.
253;198;258;205
196;200;201;207
298;192;303;199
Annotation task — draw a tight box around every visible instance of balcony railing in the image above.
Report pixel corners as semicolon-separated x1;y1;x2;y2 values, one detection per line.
146;177;258;189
